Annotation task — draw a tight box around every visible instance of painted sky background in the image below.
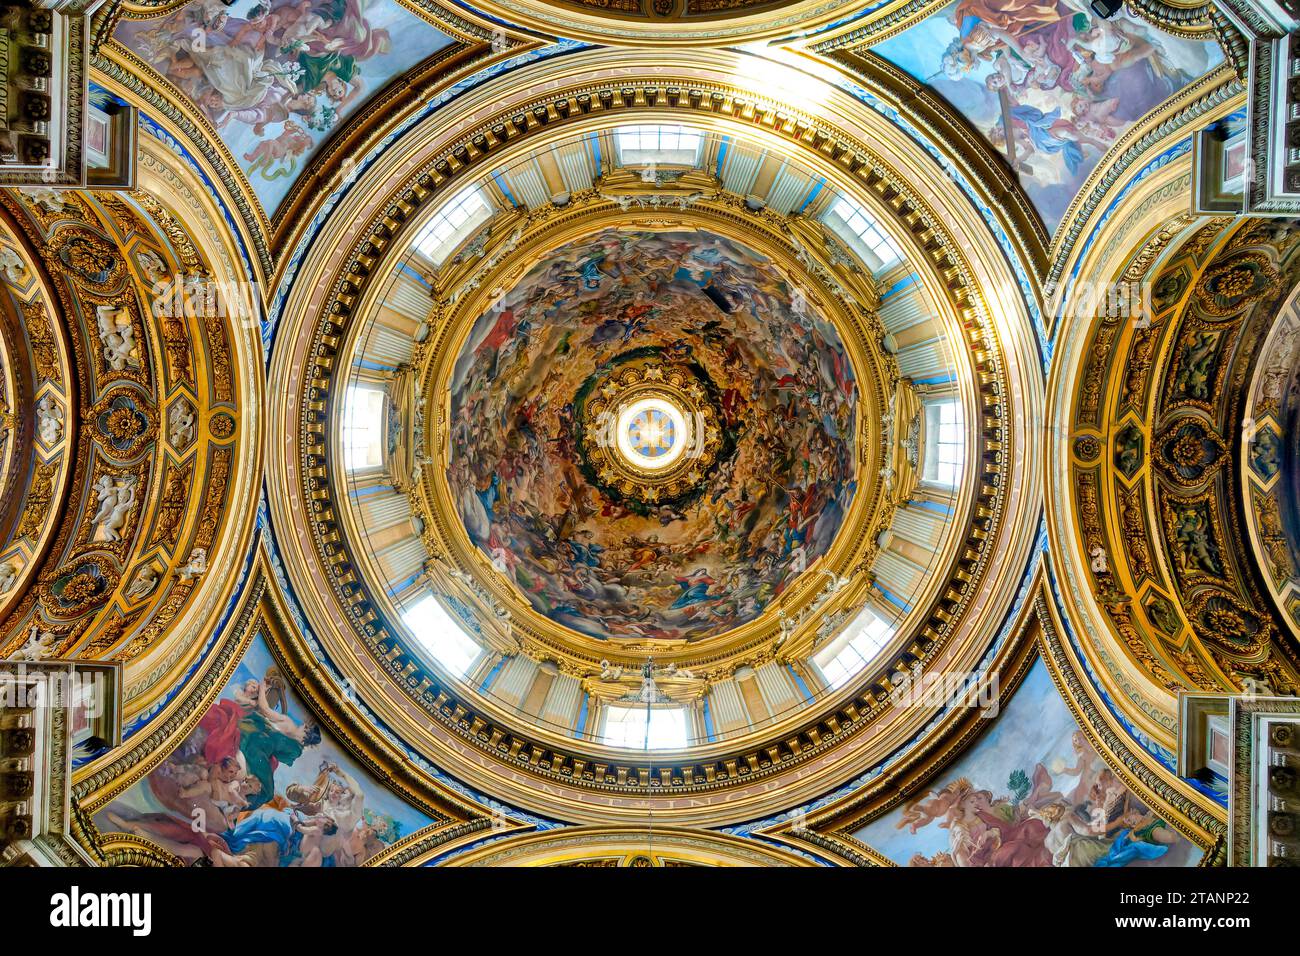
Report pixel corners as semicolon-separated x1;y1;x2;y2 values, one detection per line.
854;659;1201;866
873;1;1222;234
95;631;431;865
116;0;452;216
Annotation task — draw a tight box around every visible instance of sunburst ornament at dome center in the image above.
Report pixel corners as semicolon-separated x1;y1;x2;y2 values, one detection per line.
576;355;727;507
617;397;687;471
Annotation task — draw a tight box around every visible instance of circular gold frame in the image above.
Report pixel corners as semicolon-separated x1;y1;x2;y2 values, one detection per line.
265;51;1044;823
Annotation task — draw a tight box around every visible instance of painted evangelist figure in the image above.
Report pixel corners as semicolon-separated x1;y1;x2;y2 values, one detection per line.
873;0;1221;233
116;0;451;214
854;660;1200;866
95;635;428;866
447;229;857;643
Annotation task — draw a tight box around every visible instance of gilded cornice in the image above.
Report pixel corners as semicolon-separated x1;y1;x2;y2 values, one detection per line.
1241;279;1300;649
432;824;821;866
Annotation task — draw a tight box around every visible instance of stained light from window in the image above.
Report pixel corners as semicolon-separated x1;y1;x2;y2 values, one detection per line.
602;703;689;749
403;595;483;678
923;398;964;488
343;385;386;472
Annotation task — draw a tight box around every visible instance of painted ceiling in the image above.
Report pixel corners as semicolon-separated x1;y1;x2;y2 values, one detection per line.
114;0;453;216
5;0;1287;871
448;227;858;642
871;1;1222;233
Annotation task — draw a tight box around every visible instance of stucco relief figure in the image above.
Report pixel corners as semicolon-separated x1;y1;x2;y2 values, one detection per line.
168;399;197;448
0;246;28;283
125;565;161;601
11;625;58;661
20;186;66;215
97;305;139;372
178;547;208;582
135;249;170;287
36;394;63;446
0;561;18;594
91;474;138;542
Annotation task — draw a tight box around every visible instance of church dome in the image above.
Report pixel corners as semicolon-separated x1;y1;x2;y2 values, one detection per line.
445;226;860;643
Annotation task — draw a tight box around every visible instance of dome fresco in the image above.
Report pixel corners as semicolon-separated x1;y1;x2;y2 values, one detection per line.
447;228;858;642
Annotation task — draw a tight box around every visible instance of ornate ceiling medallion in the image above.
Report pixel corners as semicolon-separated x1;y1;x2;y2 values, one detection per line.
577;355;726;507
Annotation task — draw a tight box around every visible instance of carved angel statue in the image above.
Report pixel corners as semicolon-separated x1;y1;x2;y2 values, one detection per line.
879;460;896;493
820;569;853;594
901;414;921;469
1088;545;1109;575
0;560;17;595
36;394;63;446
599;659;624;681
91;474;137;542
12;625;58;661
663;662;695;681
125;565;160;601
775;609;798;648
96;305;138;372
178;548;208;582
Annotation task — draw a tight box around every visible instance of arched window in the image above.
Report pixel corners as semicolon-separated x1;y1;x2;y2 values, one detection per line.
922;396;964;489
413;185;492;264
615;124;704;167
601;703;689;749
824;195;902;270
342;384;387;473
813;606;895;689
402;594;484;679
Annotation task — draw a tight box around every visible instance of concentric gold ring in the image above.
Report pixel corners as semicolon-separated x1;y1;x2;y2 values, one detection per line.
577;357;724;506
